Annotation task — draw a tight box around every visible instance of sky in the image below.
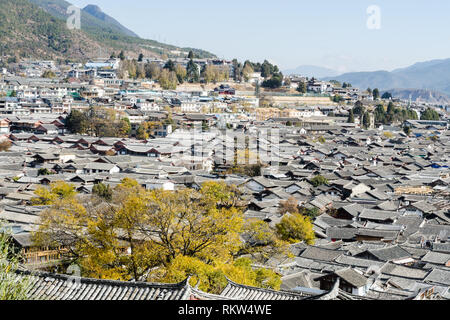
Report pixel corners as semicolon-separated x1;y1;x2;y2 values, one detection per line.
69;0;450;73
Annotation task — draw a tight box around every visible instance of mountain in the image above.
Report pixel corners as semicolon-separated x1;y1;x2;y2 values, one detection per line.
82;4;139;38
28;0;139;39
0;0;99;59
383;89;450;105
323;58;450;97
10;0;215;60
284;65;339;78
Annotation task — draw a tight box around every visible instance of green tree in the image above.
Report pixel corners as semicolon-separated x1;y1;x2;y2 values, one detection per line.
373;88;380;100
92;183;113;201
163;59;176;72
261;73;283;89
37;168;53;176
66;110;88;134
296;81;307;94
0;226;30;300
186;59;199;82
332;95;344;103
119;51;125;61
420;108;440;121
387;102;395;114
353;101;365;115
310;175;329;187
362;112;371;129
382;92;392;100
403;126;411;136
347;109;355;123
138;53;144;62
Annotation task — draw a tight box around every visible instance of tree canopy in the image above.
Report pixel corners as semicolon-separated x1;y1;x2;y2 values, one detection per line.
33;180;287;293
420;108;440;121
0;225;31;300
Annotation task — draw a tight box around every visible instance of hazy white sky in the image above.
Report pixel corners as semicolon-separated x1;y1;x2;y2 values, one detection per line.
69;0;450;72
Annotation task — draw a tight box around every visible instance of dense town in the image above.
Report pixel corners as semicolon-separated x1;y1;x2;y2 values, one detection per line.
0;55;449;301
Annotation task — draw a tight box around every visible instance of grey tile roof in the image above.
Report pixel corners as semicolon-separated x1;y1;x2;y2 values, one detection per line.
299;246;343;262
421;251;450;265
219;278;308;300
423;268;450;286
13;271;225;300
358;245;412;262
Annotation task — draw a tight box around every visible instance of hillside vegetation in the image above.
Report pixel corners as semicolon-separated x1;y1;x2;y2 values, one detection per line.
28;0;216;59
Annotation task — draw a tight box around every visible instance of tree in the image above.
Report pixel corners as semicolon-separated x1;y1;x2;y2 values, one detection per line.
186;59;199;82
175;64;187;84
242;62;254;82
278;197;299;215
188;51;195;59
37;168;53;176
144;62;161;80
31;181;76;205
158;69;178;90
382;92;392;100
0;226;30;300
317;136;326;144
347;109;355;123
261;73;283;89
0;139;11;152
387;102;395;114
118;51;125;61
383;131;394;139
310;175;329;187
403;126;411;136
41;70;56;78
353;101;365;115
332;95;344;103
117;118;131;137
66;110;88;134
296;81;307;94
163;59;176;72
92;183;113;201
420;108;440;121
33;180;282;292
136;125;149;140
275;213;315;245
240;218;290;264
362;112;371;129
372;88;380;100
138;53;144;62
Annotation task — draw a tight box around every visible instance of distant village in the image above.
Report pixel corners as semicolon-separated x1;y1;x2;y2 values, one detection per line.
0;55;449;301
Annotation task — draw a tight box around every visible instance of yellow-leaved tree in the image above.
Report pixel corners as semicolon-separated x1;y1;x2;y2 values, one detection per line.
33;179;284;293
276;213;316;245
31;181;77;205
